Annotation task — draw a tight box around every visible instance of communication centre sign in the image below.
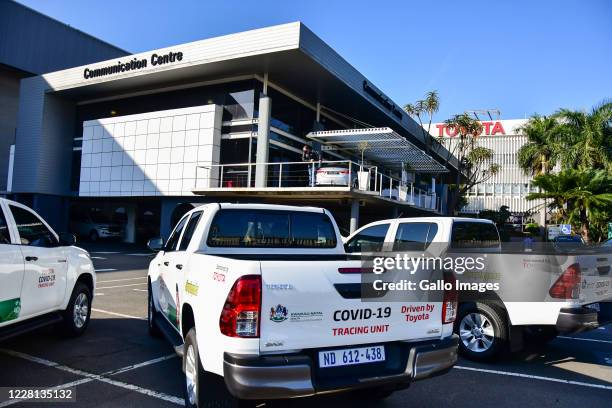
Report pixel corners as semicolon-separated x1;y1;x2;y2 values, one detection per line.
83;50;184;79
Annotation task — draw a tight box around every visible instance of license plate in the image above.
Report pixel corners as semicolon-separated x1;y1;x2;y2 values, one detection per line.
319;345;385;368
586;303;600;312
325;171;340;175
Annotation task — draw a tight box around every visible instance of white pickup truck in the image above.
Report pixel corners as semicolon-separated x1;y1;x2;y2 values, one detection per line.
344;217;611;361
0;198;95;340
147;203;459;408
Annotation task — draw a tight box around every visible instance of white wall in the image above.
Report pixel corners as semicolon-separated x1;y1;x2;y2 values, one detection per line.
79;104;221;197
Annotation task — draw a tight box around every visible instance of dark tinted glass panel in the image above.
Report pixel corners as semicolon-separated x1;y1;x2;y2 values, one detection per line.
345;224;389;253
207;210;336;248
393;223;435;251
179;211;203;251
451;222;500;249
0;208;10;244
165;215;188;252
9;206;58;247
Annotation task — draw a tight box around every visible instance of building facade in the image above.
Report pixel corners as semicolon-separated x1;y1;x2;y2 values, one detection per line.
10;22;460;240
433;119;544;223
0;0;128;195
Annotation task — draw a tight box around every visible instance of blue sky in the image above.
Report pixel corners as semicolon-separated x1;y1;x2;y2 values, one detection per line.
18;0;612;120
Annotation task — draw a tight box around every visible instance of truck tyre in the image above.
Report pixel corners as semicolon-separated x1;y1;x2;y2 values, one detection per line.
183;328;250;408
148;283;162;338
524;326;558;345
60;282;92;337
456;302;508;361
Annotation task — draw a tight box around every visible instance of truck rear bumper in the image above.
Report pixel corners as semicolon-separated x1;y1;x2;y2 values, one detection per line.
223;335;459;400
555;307;599;333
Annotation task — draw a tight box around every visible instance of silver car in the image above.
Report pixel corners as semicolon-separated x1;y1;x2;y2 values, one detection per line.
315;166;357;187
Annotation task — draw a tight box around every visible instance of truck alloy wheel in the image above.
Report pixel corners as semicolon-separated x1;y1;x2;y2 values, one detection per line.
456;302;508;361
185;343;198;405
459;313;495;352
73;293;89;329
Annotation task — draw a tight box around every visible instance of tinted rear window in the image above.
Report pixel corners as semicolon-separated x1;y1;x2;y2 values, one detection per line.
451;222;500;249
207;209;337;248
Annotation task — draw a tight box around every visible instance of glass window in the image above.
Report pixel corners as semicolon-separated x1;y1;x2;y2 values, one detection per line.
0;208;11;244
207;210;337;248
512;184;520;196
494;184;503;195
165;215;189;252
179;211;203;251
451;222;500;249
485;184;494;196
345;223;390;253
503;184;511;195
9;205;58;247
393;222;438;251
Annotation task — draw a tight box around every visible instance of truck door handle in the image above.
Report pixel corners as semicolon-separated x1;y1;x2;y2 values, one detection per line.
163;261;169;266
175;264;183;270
25;256;38;262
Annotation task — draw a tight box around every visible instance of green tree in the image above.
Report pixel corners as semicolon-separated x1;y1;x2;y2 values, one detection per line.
527;169;612;243
554;100;612;172
403;90;440;154
516;115;561;176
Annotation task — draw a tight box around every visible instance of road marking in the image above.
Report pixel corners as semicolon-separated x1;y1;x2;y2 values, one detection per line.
96;282;147;289
92;308;145;320
126;253;154;257
0;350;181;406
90;256;106;260
95;293;104;296
454;365;612;390
133;289;147;292
95;268;117;272
98;277;147;283
558;336;612;344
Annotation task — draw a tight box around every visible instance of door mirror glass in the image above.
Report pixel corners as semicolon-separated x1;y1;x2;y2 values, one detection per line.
148;237;164;252
59;232;76;246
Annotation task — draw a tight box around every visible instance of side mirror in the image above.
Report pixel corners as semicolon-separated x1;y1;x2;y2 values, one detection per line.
147;237;164;252
59;232;76;246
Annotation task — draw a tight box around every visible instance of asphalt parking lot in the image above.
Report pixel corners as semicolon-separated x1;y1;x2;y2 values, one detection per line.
0;246;610;407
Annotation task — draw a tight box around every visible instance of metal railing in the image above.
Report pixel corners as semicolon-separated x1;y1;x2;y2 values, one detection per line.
195;160;439;211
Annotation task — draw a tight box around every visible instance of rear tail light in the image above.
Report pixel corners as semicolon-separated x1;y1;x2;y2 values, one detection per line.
442;272;458;324
549;263;581;299
339;170;349;174
219;275;261;337
316;169;325;173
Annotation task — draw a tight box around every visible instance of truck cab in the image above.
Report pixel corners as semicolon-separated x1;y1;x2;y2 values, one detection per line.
0;198;95;340
147;203;459;408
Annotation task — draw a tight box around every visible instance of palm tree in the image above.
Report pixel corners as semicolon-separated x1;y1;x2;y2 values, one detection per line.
554;100;612;172
403;90;440;154
516;115;561;176
527;169;612;243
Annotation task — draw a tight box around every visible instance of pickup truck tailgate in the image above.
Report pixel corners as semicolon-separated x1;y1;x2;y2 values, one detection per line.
260;259;444;353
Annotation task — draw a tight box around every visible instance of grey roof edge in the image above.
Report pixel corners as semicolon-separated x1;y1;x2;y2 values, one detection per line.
10;0;129;55
296;22;459;173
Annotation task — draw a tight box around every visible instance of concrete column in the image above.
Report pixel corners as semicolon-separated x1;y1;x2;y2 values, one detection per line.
350;200;360;233
255;96;272;188
123;204;136;244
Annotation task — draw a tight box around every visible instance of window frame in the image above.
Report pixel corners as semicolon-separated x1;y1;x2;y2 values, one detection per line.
345;222;391;253
0;203;13;245
392;222;439;252
8;204;59;248
206;209;338;249
178;211;203;252
164;214;190;253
